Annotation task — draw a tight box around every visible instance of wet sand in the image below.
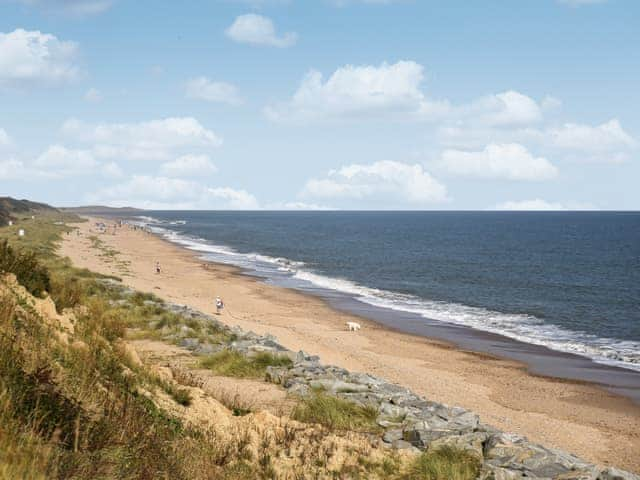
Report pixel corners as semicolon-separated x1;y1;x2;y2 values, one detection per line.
59;218;640;472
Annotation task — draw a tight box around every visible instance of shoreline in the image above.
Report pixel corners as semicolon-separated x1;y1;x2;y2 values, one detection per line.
59;216;640;472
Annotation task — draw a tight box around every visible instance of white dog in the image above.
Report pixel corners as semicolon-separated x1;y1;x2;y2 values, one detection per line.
346;321;361;332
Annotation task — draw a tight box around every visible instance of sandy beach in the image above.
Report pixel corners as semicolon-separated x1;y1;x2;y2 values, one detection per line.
59;218;640;473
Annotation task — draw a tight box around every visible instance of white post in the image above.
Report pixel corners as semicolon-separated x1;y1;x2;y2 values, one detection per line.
8;220;13;226
18;229;25;237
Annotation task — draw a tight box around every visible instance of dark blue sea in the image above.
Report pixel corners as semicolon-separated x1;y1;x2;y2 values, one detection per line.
130;211;640;379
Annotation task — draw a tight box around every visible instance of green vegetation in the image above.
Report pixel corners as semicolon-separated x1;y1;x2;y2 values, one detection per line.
0;239;51;296
200;350;293;378
0;212;486;479
292;392;380;432
0;216;257;478
401;446;482;480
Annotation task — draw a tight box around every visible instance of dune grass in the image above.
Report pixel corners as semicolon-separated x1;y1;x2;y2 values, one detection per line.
402;446;482;480
0;215;488;479
200;350;293;378
292;392;380;432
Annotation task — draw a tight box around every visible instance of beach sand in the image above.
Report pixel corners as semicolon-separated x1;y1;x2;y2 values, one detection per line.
59;218;640;472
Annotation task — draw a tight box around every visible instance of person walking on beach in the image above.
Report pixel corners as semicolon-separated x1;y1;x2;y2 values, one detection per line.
156;261;161;274
215;296;224;315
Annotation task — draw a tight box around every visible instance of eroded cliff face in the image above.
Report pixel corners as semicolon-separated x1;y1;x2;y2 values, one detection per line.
0;274;411;479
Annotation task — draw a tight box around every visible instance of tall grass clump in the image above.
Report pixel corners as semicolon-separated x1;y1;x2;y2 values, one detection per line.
292;393;380;432
401;446;481;480
200;350;292;378
0;239;51;297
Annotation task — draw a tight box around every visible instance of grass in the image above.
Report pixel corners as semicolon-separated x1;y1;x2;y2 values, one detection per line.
200;350;292;378
291;392;380;432
0;214;489;479
401;446;482;480
214;389;255;417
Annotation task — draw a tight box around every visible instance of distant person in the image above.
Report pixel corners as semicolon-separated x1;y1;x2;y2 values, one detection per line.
215;296;224;315
156;262;161;274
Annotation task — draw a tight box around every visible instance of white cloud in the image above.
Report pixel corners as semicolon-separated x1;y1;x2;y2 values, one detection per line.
492;199;595;211
84;87;102;102
160;154;217;177
437;125;545;150
266;61;548;127
206;187;259;209
436;143;558;181
462;90;543;128
185;77;243;105
266;61;450;122
0;158;29;180
226;14;297;48
101;161;123;178
302;160;448;205
34;144;99;176
16;0;114;16
0;29;80;88
88;176;259;210
31;144;126;179
549;119;636;162
62;117;222;161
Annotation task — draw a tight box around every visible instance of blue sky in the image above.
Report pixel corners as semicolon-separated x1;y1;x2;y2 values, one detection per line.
0;0;638;210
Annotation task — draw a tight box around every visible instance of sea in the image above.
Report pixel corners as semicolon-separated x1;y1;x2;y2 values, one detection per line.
124;211;640;401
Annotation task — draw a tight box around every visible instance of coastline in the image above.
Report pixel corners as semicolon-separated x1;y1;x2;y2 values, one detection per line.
59;217;640;472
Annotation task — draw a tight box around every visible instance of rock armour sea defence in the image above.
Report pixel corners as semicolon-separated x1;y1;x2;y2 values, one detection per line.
130;288;639;480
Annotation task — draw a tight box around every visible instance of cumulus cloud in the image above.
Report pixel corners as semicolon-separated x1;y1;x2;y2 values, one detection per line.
266;61;451;122
0;158;29;180
265;61;550;127
88;176;259;210
160;154;217;177
62;117;222;161
436;143;558;181
461;90;543;128
0;29;80;88
34;145;99;176
549;119;636;162
185;77;244;105
206;187;259;209
492;199;595;211
302;160;448;205
16;0;114;16
226;14;297;47
26;144;126;179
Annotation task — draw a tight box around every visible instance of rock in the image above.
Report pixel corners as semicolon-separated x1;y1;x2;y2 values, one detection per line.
392;439;418;452
134;298;639;480
598;468;640;480
382;429;403;443
403;428;451;448
179;337;200;350
265;366;289;384
429;431;489;459
195;343;220;355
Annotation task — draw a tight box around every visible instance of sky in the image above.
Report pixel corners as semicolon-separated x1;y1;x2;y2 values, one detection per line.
0;0;638;210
